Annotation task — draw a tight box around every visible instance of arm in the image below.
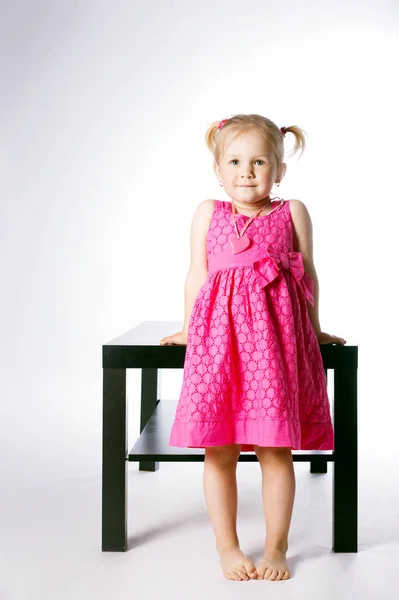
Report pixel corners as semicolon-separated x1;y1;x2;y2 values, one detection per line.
182;199;214;335
182;270;208;335
305;267;321;337
289;200;321;336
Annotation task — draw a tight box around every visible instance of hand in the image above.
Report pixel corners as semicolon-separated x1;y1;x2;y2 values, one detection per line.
317;331;347;345
159;331;188;346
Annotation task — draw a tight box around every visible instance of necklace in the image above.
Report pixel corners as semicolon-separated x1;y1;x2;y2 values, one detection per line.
231;196;272;212
228;198;271;254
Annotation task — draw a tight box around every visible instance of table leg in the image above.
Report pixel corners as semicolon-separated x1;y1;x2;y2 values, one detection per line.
333;366;358;552
139;368;159;472
310;457;328;473
310;367;328;474
102;368;127;551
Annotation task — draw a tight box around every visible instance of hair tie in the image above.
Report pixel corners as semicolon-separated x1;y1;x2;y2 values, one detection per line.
280;126;287;137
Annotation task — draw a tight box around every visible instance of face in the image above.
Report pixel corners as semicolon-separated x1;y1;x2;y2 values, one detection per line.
214;130;287;205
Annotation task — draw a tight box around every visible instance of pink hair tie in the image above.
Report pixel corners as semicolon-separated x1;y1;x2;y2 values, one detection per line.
218;119;229;131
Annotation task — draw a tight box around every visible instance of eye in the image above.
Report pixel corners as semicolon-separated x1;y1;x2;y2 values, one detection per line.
230;159;264;165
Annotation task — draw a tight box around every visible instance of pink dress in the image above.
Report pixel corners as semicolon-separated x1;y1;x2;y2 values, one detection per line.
169;198;334;451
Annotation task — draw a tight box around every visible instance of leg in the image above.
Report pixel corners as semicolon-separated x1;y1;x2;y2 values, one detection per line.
254;446;295;581
333;366;358;551
102;368;127;551
203;444;257;582
311;367;328;474
310;456;328;473
139;368;159;472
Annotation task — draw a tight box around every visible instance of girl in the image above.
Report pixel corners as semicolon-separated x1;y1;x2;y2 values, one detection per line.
160;114;346;582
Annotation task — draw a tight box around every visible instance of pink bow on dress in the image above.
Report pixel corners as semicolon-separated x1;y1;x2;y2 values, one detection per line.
253;244;315;306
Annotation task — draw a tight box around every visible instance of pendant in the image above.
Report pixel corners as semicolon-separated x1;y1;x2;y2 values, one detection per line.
228;233;251;254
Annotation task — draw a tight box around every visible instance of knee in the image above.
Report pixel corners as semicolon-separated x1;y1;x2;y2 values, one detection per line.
254;445;292;461
254;445;291;452
205;443;241;463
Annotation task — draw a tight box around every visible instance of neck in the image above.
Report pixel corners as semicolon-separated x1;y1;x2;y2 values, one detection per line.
231;196;272;212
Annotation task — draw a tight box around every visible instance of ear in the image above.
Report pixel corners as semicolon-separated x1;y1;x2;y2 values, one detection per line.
214;162;221;182
279;163;287;182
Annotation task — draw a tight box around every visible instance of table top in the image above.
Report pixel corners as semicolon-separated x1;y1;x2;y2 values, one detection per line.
102;321;357;369
105;321;185;346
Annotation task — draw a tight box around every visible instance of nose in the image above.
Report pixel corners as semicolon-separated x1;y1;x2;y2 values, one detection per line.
240;163;255;174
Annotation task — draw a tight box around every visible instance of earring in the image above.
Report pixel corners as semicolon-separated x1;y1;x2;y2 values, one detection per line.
276;181;280;187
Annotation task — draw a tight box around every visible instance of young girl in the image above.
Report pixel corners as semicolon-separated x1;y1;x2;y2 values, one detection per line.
160;114;346;583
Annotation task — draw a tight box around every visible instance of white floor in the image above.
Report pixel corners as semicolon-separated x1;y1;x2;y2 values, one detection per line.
1;376;398;600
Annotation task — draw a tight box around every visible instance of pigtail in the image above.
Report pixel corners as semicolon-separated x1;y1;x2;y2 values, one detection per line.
281;125;307;159
204;120;221;156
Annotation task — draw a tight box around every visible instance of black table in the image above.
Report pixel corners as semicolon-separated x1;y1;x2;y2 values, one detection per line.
102;321;358;552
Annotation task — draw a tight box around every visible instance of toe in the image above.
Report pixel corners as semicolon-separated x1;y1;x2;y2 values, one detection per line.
269;569;278;581
249;570;257;579
256;564;266;579
264;567;273;580
244;563;257;578
256;569;265;579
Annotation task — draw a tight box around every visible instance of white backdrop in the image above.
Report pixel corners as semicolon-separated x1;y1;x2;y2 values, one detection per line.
0;1;398;594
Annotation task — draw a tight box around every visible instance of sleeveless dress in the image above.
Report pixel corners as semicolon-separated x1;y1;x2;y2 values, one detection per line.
169;198;334;451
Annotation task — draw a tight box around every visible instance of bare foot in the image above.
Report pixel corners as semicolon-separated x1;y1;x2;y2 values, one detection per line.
256;548;291;581
218;546;258;581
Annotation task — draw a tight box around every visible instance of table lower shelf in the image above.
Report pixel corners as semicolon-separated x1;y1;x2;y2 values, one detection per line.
128;400;334;463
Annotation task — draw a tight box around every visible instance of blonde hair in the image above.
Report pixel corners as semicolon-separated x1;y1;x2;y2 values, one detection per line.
205;113;307;170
